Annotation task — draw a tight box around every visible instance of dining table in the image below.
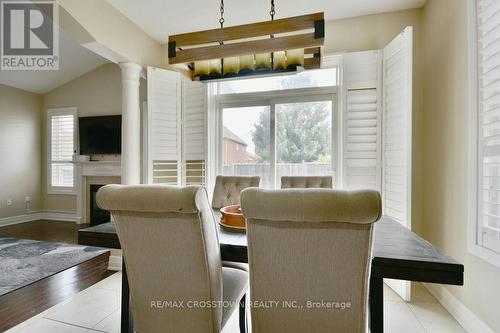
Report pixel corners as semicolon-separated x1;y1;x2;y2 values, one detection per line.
78;213;464;333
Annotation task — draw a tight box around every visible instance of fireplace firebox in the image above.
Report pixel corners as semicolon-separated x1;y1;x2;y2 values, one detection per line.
89;184;110;226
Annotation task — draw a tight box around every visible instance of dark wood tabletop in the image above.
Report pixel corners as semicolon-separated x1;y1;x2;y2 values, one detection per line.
371;217;463;285
79;215;462;268
78;215;464;285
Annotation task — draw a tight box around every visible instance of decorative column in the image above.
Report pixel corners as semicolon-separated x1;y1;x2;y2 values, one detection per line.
119;62;142;185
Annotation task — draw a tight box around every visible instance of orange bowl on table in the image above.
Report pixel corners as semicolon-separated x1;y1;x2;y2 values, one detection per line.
220;204;246;230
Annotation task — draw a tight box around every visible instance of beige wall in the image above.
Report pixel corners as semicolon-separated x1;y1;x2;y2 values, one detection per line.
0;85;42;218
325;9;422;54
422;0;500;331
41;63;146;213
333;6;500;330
42;64;122;212
326;9;425;236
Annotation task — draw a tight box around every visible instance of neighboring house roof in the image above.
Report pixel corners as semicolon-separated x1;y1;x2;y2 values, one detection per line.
223;126;248;146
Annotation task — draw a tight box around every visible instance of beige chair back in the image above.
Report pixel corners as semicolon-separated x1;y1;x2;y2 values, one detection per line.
241;188;381;333
211;175;260;209
280;176;333;189
97;185;223;333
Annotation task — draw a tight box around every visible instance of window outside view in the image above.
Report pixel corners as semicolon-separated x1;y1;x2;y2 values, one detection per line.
223;106;271;187
220;69;336;188
219;68;336;94
276;101;333;183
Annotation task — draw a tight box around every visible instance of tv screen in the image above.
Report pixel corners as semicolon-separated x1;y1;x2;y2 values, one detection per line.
79;115;122;155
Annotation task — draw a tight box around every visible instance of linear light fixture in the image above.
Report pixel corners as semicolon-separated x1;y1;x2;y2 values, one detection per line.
167;12;325;81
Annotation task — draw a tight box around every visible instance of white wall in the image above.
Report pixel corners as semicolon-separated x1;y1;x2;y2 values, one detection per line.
0;85;42;218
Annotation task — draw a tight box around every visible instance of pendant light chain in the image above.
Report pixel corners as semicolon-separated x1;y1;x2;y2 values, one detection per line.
219;0;225;71
219;0;225;28
270;0;276;58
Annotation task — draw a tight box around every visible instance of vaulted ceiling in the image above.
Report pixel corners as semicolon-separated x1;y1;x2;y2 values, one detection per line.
107;0;426;43
0;28;108;95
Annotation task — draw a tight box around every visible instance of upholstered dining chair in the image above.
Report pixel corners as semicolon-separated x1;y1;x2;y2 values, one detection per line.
97;185;248;333
211;175;261;209
280;176;333;189
212;175;260;274
241;188;382;333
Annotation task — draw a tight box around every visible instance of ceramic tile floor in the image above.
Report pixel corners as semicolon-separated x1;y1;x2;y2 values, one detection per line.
6;272;465;333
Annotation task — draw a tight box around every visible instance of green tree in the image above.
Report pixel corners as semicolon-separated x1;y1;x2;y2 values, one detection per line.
251;73;331;163
252;111;272;162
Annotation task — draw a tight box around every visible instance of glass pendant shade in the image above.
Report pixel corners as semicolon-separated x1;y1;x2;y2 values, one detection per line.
223;57;239;77
255;53;272;72
208;59;222;77
286;49;305;70
193;60;210;78
239;54;255;74
273;51;286;71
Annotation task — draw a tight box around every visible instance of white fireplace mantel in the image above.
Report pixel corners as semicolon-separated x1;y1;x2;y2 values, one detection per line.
75;161;121;224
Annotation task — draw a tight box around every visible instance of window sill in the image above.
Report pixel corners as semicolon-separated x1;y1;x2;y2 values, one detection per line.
468;243;500;269
47;188;77;196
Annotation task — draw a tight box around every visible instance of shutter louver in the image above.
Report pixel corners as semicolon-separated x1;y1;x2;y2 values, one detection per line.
185;160;206;185
477;0;500;253
152;161;178;184
383;49;407;222
183;79;207;185
50;112;75;188
147;67;181;185
345;89;379;190
342;51;381;190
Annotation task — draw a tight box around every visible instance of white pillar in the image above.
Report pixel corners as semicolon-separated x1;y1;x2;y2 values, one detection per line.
119;62;142;185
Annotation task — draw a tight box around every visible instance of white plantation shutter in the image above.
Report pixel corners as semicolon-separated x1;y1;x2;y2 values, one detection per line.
182;79;207;185
382;27;413;302
476;0;500;254
382;27;413;227
146;67;208;186
147;67;182;185
342;51;382;190
48;108;76;191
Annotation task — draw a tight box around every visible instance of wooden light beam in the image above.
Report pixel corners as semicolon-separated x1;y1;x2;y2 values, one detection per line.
168;12;325;66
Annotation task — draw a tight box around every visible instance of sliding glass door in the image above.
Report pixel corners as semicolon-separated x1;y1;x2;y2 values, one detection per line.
219;94;336;188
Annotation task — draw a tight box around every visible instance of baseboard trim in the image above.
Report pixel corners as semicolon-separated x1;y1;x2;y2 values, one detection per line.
424;284;494;333
108;255;122;271
0;211;79;227
0;213;41;227
38;211;79;223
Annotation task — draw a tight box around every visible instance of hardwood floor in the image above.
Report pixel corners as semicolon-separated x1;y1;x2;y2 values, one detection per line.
0;252;112;332
0;220;88;244
0;220;114;332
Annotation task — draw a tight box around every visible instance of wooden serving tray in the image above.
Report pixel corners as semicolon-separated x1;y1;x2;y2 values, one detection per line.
220;204;246;230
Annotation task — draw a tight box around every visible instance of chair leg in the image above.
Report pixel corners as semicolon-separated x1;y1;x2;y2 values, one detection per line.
239;294;246;333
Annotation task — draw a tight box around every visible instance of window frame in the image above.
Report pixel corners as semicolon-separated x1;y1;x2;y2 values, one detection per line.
468;0;500;268
47;107;78;195
216;86;338;189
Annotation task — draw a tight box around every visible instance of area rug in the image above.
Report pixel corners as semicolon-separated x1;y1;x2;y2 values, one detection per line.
0;237;109;296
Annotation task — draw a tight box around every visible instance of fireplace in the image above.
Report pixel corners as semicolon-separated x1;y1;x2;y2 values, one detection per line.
89;184;110;226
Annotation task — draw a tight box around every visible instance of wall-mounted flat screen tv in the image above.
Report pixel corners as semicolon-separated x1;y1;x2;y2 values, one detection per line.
79;115;122;155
